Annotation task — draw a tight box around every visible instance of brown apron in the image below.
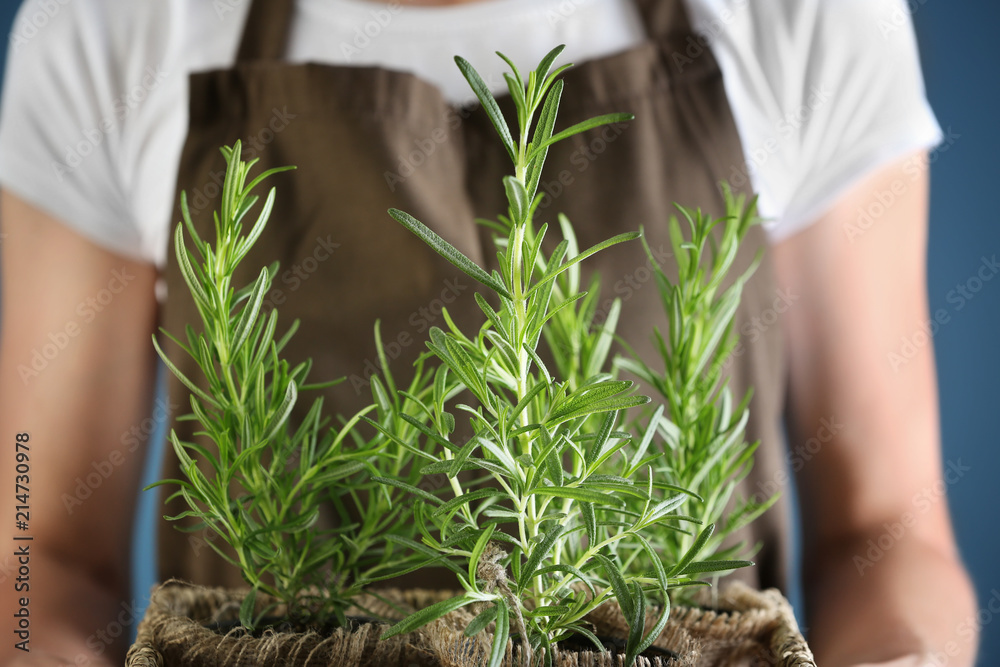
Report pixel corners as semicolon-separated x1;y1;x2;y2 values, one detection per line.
159;0;789;595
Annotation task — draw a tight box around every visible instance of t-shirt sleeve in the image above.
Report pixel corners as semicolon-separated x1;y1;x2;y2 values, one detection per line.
0;0;145;261
689;0;942;241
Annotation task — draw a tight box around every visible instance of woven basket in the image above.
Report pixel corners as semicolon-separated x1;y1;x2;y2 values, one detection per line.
125;581;815;667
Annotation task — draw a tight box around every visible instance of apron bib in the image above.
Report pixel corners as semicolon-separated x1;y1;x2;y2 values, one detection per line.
159;0;789;594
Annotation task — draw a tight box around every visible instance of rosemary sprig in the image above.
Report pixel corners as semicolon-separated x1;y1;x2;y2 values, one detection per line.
150;144;429;628
615;190;779;595
373;46;740;667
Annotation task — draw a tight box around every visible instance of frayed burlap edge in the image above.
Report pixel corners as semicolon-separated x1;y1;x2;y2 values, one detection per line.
125;579;435;667
127;580;815;667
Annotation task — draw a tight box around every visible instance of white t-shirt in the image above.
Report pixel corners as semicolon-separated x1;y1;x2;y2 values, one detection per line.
0;0;941;270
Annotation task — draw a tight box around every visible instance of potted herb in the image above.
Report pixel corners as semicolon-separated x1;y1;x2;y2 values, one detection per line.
127;47;814;667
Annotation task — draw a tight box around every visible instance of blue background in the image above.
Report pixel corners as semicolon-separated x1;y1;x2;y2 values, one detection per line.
0;0;996;662
913;2;1000;663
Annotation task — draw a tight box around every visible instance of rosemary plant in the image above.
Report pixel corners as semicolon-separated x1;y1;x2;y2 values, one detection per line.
371;47;743;667
151;144;427;628
151;42;771;666
614;192;779;595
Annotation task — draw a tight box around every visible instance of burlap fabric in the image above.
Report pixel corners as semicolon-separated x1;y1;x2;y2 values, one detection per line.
125;582;815;667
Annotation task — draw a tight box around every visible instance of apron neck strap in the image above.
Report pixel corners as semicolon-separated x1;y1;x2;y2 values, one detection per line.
236;0;294;62
234;0;692;63
633;0;693;40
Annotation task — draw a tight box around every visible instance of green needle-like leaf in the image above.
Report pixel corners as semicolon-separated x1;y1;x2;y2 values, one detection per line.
527;112;635;162
381;594;480;640
625;581;646;667
521;524;566;586
488;597;510;667
469;523;498;587
465;604;499;637
503;176;529;224
239;587;258;630
388;208;512;299
455;55;517;163
231;267;269;358
594;554;633;621
667;524;715;578
533;44;567;96
527;231;641;299
531;486;625;507
679;559;753;575
372;476;445;507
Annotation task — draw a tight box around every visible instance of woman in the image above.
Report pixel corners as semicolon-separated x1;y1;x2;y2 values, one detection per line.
0;0;976;665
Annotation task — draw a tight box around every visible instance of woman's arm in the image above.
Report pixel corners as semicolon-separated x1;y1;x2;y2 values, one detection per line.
0;191;159;666
771;152;978;666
